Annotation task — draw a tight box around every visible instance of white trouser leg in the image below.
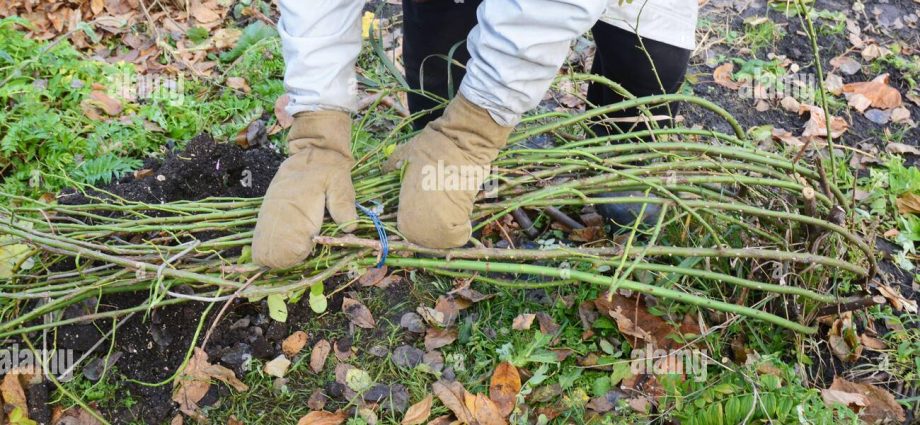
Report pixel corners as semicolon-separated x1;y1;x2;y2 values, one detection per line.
459;0;608;126
278;0;363;115
599;0;698;50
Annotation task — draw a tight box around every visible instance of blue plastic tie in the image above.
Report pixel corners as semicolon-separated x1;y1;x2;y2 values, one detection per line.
355;202;388;268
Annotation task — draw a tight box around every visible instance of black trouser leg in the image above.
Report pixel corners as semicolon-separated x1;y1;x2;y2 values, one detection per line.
586;22;692;136
586;23;692;229
402;0;481;130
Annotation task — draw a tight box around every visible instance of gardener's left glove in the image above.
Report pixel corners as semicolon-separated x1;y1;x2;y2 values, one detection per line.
252;111;358;269
383;94;513;248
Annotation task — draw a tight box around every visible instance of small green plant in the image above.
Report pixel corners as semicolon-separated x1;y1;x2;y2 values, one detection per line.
868;49;920;89
810;9;847;36
742;17;783;55
661;358;861;424
0;16;287;199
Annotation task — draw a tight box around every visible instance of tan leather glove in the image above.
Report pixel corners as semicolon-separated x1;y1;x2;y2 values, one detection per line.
252;111;358;269
384;94;513;248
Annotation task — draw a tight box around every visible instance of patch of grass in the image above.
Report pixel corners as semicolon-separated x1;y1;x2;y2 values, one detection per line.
868;49;920;90
865;306;920;390
810;9;847;37
0;16;287;199
742;17;783;55
54;367;139;413
661;356;861;424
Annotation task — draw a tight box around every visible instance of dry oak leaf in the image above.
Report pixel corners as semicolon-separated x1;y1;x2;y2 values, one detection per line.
297;410;348;425
798;104;848;139
172;348;248;417
401;394;433;425
823;377;906;424
282;330;308;357
489;362;522;417
342;297;376;329
842;74;903;110
713;63;740;90
310;339;332;373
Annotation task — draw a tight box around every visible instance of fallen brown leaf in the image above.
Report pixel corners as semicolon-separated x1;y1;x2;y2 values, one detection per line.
876;284;919;314
297;410;347;425
713;63;740;90
310;339;331;373
190;1;221;24
358;265;387;287
464;392;507;425
55;407;105;425
896;192;920;215
449;281;493;304
595;291;700;350
84;89;123;116
425;415;455;425
772;127;819;150
828;313;862;362
860;334;887;350
511;313;536;330
824;377;906;424
274;94;294;129
401;394;433;425
843;74;903;110
821;388;868;410
1;371;28;421
282;330;308;357
432;380;474;423
173;348;248;417
799;104;848;140
308;389;327;411
535;312;560;335
226;76;251;93
424;327;458;351
886;142;920;155
342;297;376;329
489;362;521;417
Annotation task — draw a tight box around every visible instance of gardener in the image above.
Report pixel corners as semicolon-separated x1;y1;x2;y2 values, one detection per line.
252;0;698;269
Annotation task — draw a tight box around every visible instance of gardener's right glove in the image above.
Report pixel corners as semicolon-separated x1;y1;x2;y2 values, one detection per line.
252;111;358;269
383;94;513;248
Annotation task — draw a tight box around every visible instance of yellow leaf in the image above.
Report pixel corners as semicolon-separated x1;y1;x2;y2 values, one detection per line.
361;11;377;39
